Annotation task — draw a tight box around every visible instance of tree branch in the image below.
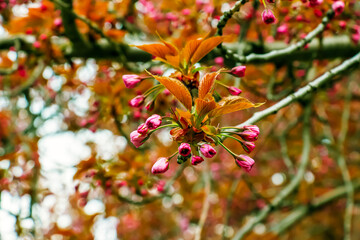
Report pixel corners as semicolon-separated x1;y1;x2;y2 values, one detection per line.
270;178;360;235
235;51;360;128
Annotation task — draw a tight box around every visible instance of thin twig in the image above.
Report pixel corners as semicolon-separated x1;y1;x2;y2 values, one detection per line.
195;164;211;240
270;178;360;235
223;10;335;64
217;0;248;36
337;78;354;240
232;103;312;240
236;51;360;128
222;179;240;240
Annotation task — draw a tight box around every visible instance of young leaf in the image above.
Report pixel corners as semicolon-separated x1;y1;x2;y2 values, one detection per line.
190;36;224;65
147;71;193;110
198;70;221;99
207;96;264;118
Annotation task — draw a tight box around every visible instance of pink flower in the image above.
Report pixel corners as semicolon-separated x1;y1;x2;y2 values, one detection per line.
332;1;345;15
266;0;275;3
179;143;191;157
122;74;142;88
243;125;260;136
137;123;148;134
262;9;276;24
241;141;255;153
230;66;246;77
130;130;147;148
235;155;255;172
129;95;145;107
191;155;204;165
200;144;217;158
145;114;162;129
239;130;259;142
228;86;242;95
151;157;170;174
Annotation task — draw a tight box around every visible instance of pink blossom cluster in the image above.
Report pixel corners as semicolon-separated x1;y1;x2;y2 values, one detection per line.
130;114;162;148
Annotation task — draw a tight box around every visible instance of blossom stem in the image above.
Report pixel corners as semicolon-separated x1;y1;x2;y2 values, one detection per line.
217;140;237;157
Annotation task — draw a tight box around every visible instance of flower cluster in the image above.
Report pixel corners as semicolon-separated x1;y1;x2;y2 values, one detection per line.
126;35;263;175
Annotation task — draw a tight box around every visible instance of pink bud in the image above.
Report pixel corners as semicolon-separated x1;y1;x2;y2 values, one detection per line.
191;155;204;165
332;1;345;15
243;125;260;135
137;123;148;134
277;24;288;34
228;86;242;95
339;21;346;29
122;74;142;88
130;130;147;148
235;155;255;172
40;4;48;12
267;0;275;2
309;0;323;7
241;141;256;153
239;130;259;142
262;9;276;24
33;41;41;49
182;8;191;16
214;57;224;66
145;101;155;111
145;114;162;130
151;157;169;174
129;95;145;107
200;144;217;158
53;18;62;27
230;65;246;77
179;143;191;157
39;34;47;41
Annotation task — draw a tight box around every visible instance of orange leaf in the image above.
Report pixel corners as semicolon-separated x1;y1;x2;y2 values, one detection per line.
180;38;203;67
190;36;224;65
198;70;221;99
208;96;264;118
195;94;217;119
133;42;178;61
147;72;193;110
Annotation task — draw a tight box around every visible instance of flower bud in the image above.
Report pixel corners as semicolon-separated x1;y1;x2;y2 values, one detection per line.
53;18;62;27
228;86;242;96
200;144;217;158
241;141;256;153
137;123;148;134
238;130;258;142
151;157;169;174
122;74;142;88
230;66;246;77
235;155;255;172
262;9;276;24
332;1;344;15
130;130;147;148
129;95;145;107
191;155;204;165
243;125;260;135
178;143;191;157
145;114;162;129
